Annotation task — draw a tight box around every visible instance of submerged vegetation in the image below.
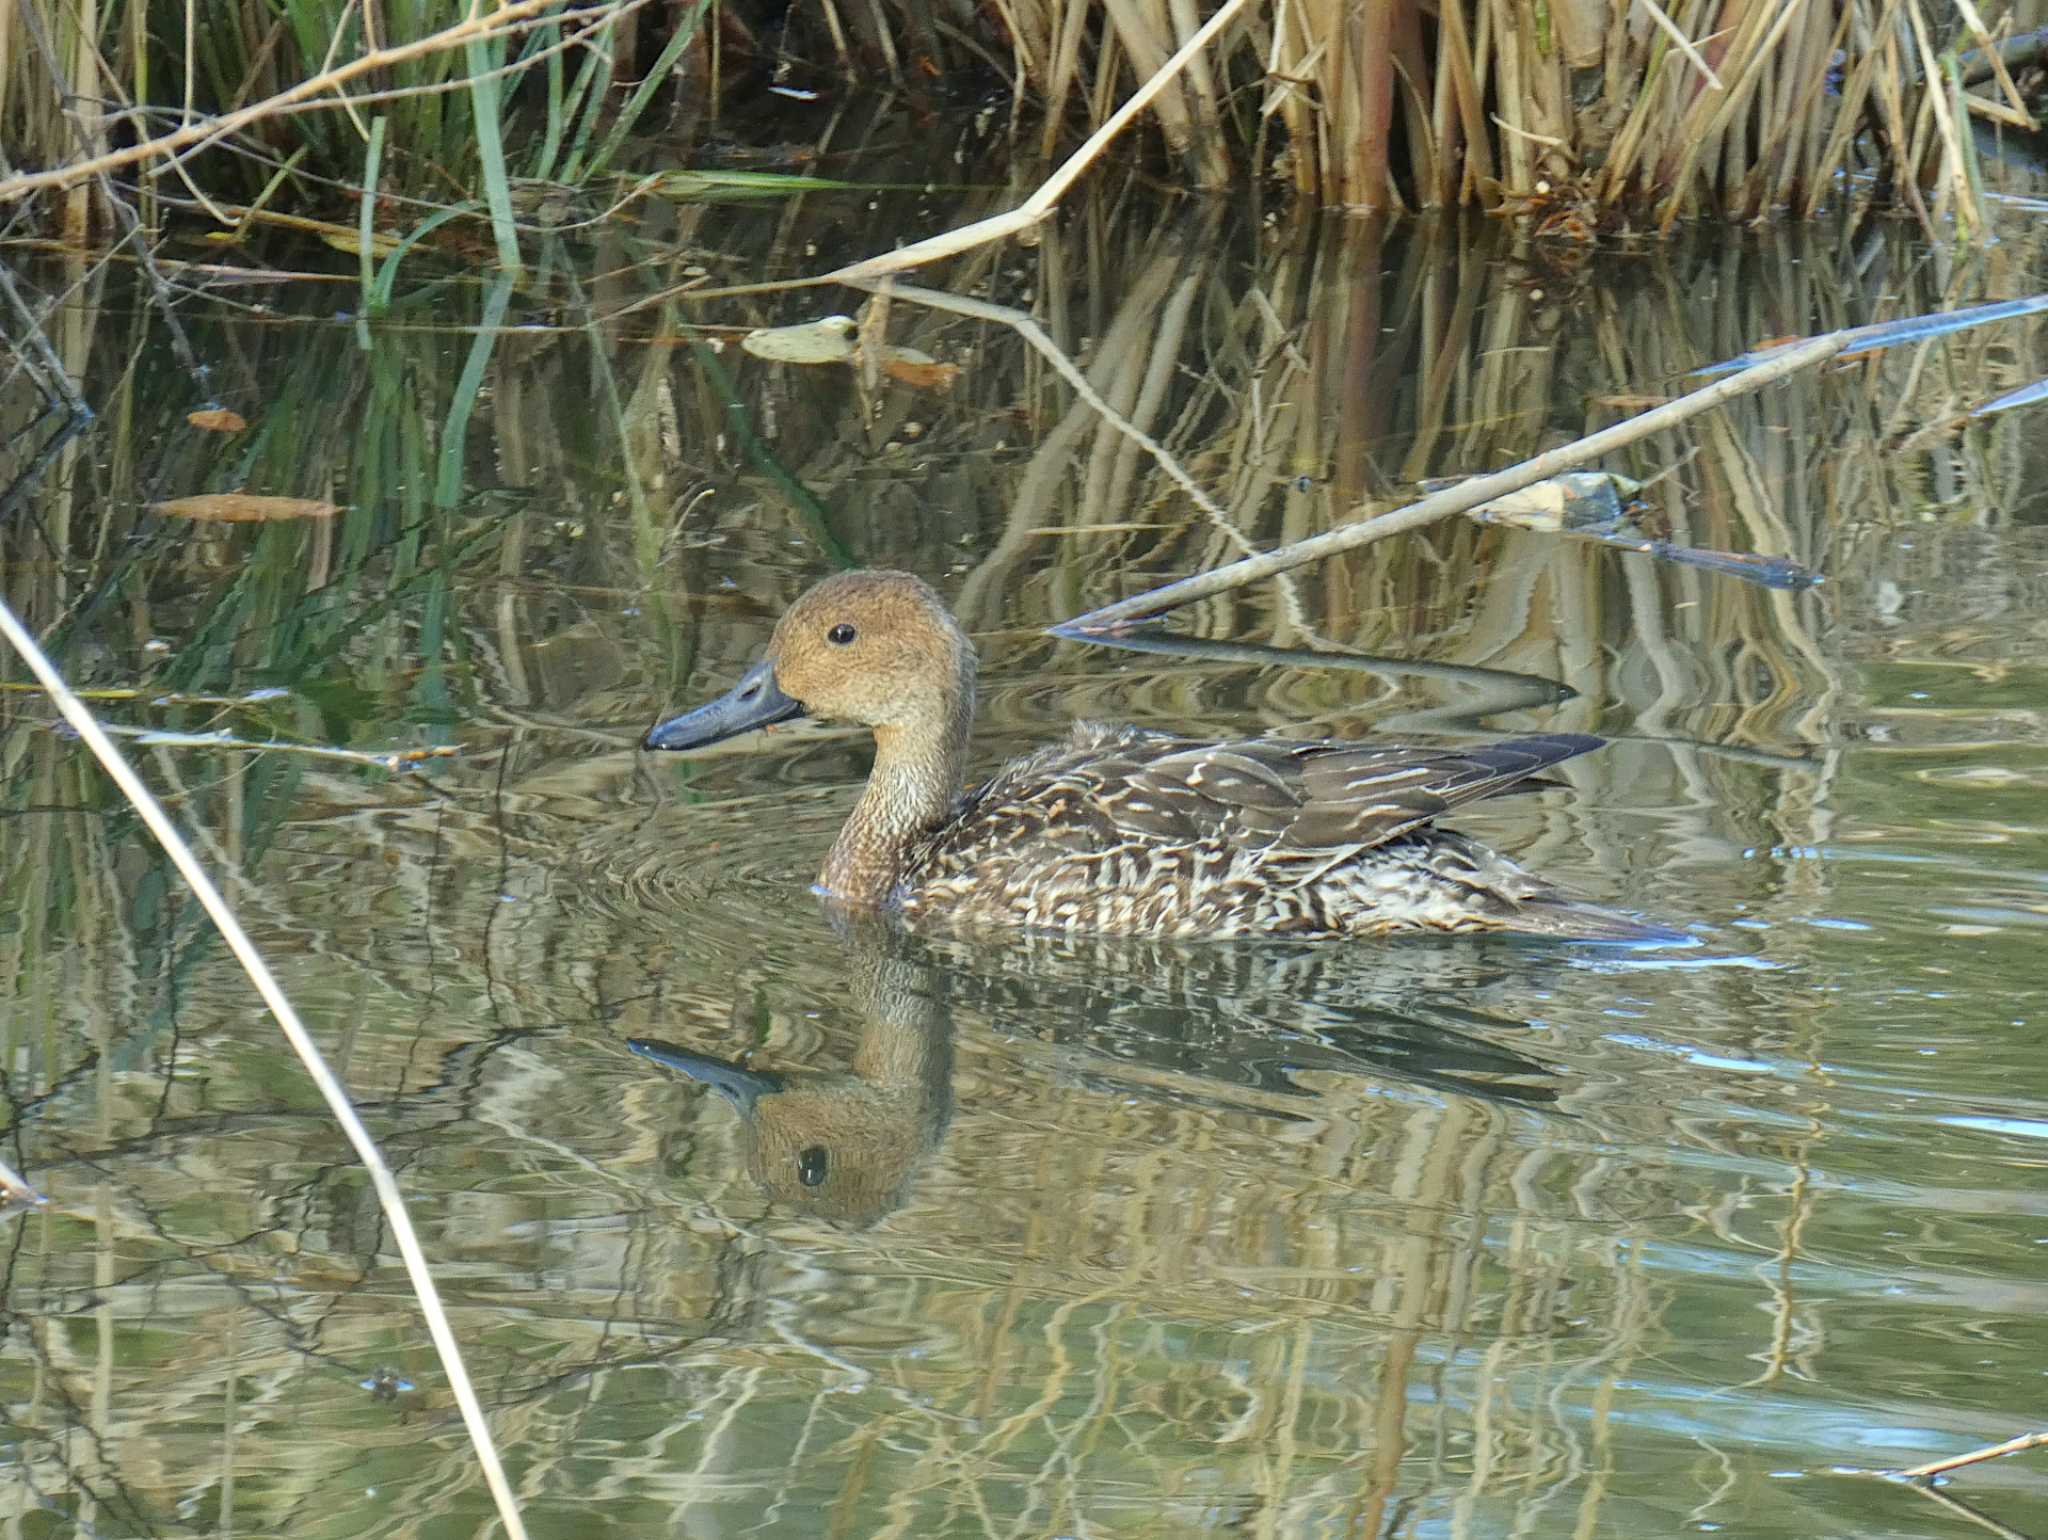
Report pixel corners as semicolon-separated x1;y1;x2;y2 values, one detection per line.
2;194;2047;1528
0;0;2042;244
3;0;2048;1524
1;0;2045;1532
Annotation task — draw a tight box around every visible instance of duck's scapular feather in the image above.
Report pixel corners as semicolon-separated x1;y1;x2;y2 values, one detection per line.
644;571;1673;943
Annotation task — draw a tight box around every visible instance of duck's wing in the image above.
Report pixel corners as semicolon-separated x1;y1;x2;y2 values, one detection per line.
1109;730;1604;860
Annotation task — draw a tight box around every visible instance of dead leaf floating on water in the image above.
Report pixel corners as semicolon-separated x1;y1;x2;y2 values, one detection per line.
149;493;340;522
1454;472;1819;590
882;353;961;390
742;315;858;364
1464;471;1636;533
742;316;961;391
186;406;247;433
0;1157;48;1218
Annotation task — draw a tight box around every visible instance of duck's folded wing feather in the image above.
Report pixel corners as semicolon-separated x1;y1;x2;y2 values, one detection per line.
1119;731;1602;857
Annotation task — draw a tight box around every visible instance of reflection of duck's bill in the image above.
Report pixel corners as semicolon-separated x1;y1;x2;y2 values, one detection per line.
642;657;801;751
627;1038;784;1108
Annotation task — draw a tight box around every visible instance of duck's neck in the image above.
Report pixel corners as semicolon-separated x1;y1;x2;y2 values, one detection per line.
820;688;973;907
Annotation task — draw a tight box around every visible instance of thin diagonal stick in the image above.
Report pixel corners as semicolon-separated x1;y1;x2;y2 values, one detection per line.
1634;0;1726;90
0;599;530;1540
1895;1430;2048;1481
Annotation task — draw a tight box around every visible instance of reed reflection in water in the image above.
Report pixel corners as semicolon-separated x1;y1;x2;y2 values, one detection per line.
0;183;2045;1536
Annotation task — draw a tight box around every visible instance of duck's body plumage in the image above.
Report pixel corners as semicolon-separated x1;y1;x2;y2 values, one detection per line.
896;723;1624;938
644;570;1670;944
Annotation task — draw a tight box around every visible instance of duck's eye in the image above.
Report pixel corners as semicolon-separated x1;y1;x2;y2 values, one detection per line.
827;623;857;646
797;1146;829;1187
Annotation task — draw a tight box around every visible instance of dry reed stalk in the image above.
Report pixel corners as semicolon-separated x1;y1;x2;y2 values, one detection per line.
1103;0;1195;160
1431;0;1491;203
1636;0;1727;89
1906;0;1979;233
1805;0;1908;215
1795;14;1838;197
1520;0;1573;182
1877;29;1938;232
1657;0;1812;223
1258;0;1323;198
1896;1429;2048;1481
1339;0;1391;205
1487;0;1533;194
1089;23;1124;131
1171;0;1228;186
1036;0;1090;159
1949;0;2036;124
1598;33;1669;207
1168;0;1226;152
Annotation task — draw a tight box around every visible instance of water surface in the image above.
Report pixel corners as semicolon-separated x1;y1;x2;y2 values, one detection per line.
2;175;2047;1537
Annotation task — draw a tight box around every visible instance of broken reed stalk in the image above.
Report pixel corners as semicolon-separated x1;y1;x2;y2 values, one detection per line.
1895;1429;2048;1481
1051;330;1848;635
0;598;531;1540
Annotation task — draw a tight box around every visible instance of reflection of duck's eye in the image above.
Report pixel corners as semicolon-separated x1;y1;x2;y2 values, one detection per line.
827;623;857;646
797;1146;829;1187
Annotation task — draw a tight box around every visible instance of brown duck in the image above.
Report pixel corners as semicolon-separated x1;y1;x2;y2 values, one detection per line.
644;570;1675;942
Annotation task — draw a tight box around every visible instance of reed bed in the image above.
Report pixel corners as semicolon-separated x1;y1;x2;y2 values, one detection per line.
0;0;2037;239
810;0;2038;221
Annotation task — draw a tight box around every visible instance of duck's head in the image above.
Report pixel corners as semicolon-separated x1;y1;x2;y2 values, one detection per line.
644;570;976;752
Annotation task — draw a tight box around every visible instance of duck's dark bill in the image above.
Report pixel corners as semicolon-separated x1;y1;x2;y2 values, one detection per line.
643;657;802;750
627;1038;784;1108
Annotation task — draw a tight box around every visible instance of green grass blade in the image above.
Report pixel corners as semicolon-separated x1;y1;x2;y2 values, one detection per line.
558;15;625;185
434;273;516;510
584;0;713;181
464;33;523;276
533;19;568;182
370;203;478;313
358;116;386;326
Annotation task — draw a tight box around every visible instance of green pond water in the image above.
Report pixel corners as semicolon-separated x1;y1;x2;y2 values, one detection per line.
3;174;2047;1538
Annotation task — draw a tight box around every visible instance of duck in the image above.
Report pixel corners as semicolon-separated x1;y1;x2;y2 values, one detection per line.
642;570;1673;942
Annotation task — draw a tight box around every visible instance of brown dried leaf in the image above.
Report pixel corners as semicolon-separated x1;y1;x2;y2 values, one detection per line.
186;407;248;433
881;354;961;390
150;493;340;523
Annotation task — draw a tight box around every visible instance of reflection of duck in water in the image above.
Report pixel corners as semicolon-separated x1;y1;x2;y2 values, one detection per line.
931;928;1568;1117
644;570;1674;942
628;930;1566;1225
629;947;951;1227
